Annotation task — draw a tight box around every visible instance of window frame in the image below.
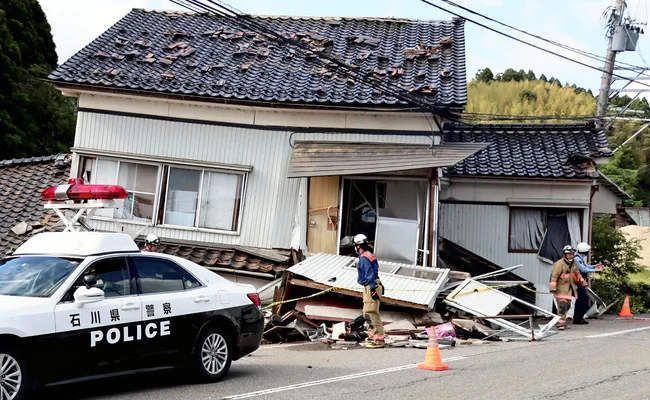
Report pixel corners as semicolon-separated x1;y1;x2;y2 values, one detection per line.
129;255;204;296
507;207;584;253
160;164;246;234
76;154;248;235
78;155;163;225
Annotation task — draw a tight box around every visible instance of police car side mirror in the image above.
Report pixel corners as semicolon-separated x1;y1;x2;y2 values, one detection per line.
74;286;105;305
83;274;97;288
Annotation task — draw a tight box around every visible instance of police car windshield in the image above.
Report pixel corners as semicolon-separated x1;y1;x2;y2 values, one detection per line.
0;256;81;297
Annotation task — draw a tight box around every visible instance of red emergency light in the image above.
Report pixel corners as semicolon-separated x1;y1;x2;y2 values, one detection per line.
41;178;129;201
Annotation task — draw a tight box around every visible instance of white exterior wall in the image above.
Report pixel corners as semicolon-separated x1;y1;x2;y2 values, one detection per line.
438;179;592;312
72;110;433;250
440;179;593;203
592;186;621;215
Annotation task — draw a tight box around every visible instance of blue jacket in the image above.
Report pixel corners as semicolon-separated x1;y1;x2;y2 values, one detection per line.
575;253;596;273
357;251;379;289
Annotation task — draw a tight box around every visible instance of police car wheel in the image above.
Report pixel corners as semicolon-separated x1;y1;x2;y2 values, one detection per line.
195;327;232;382
0;345;30;400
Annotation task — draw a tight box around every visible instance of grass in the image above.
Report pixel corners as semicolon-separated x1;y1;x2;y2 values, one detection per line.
630;269;650;284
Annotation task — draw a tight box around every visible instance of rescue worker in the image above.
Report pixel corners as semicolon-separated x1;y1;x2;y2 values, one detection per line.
550;245;588;330
353;234;385;349
572;242;605;325
143;234;160;252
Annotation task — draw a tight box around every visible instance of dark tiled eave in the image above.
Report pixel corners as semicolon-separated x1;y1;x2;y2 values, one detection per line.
0;154;72;256
135;239;292;276
48;9;467;109
443;122;613;179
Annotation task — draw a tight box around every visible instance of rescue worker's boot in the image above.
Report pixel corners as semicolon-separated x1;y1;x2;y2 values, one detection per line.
365;340;385;349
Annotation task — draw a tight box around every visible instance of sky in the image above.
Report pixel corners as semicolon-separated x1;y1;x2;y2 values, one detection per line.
37;0;650;95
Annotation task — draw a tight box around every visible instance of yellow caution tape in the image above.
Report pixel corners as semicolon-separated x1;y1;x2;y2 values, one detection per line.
261;282;540;310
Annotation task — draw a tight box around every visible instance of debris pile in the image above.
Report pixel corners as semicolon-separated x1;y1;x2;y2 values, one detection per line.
260;252;563;347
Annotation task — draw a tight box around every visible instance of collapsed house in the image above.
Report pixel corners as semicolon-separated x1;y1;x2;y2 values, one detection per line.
24;8;622;338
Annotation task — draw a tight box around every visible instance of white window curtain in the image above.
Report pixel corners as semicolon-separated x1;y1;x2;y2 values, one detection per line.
92;159;118;218
165;168;201;227
198;172;241;231
509;209;546;250
566;211;582;247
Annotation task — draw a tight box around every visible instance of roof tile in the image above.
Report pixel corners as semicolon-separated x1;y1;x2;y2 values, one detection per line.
47;9;467;108
0;154;71;256
443;122;613;179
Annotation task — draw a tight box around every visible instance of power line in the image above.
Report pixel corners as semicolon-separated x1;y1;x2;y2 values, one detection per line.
436;0;650;75
419;0;650;91
168;0;618;171
171;0;465;126
170;1;611;129
170;1;604;124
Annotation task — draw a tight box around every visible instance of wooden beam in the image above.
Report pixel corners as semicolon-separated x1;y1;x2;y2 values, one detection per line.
288;277;429;311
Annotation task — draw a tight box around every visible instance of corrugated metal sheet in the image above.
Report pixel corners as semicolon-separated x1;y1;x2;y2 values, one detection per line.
74;111;433;249
438;203;554;312
287;252;450;308
287;141;489;178
625;208;650;227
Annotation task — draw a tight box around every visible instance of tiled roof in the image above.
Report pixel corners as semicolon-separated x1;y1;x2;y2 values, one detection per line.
443;122;613;179
134;238;292;277
0;154;71;256
47;9;467;108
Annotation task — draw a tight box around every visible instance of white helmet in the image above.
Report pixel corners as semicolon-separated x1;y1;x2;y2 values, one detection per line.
145;234;160;246
562;245;575;254
576;242;591;253
353;234;368;245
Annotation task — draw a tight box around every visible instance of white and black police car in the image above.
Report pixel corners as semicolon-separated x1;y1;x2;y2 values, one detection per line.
0;181;264;400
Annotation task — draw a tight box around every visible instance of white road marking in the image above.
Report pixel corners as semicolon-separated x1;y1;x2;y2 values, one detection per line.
224;356;467;399
261;342;312;349
585;326;650;338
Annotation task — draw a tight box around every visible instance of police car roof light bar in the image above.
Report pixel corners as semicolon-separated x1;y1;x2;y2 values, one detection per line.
41;178;129;202
41;179;129;232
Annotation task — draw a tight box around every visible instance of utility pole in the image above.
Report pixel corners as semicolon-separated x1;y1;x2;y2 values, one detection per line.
595;0;627;128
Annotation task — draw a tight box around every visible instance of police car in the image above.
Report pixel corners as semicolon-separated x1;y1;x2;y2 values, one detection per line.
0;181;263;399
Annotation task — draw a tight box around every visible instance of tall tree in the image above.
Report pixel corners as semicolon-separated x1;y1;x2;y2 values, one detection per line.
0;0;76;159
475;67;494;83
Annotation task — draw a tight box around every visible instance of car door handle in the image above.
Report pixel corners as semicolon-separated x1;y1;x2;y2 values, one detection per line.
194;296;211;303
121;303;140;311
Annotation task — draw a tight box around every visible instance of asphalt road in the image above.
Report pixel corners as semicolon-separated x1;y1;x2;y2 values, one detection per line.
42;317;650;400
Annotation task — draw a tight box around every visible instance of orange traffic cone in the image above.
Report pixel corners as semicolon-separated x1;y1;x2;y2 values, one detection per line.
619;295;634;318
417;332;449;371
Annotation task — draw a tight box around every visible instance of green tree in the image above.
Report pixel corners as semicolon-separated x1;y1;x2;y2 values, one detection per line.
0;0;76;159
525;69;536;81
475;68;494;83
592;216;642;279
539;73;548;82
591;216;649;313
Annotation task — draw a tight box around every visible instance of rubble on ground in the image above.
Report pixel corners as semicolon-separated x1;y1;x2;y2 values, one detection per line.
260;252;562;347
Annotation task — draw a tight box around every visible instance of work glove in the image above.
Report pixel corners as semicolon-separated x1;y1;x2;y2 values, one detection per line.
371;290;380;301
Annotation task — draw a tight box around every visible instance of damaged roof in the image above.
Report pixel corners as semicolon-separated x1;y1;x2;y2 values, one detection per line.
47;9;467;109
443;122;613;179
137;238;292;277
0;154;71;257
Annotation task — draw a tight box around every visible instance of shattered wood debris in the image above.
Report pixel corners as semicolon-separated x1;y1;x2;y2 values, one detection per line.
261;252;560;347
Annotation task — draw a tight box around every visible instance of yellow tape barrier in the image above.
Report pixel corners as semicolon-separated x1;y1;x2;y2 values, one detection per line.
262;282;552;310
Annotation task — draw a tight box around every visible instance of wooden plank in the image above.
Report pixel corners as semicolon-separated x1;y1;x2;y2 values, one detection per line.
288;277;429;311
307;176;339;254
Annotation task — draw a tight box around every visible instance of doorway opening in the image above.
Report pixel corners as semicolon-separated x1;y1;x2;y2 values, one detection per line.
338;177;429;265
